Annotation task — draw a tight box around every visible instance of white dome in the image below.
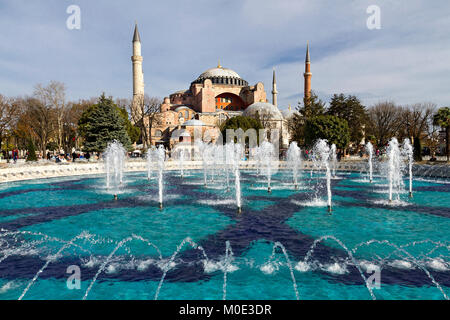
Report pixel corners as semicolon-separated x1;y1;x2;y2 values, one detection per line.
281;108;298;119
180;131;191;137
183;119;206;127
243;102;283;120
198;67;241;79
174;105;193;112
171;129;191;138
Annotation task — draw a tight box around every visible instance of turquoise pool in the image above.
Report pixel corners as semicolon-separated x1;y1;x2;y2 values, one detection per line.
0;170;449;300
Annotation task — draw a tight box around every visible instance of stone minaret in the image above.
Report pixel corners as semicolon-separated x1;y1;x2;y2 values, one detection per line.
303;42;312;100
131;23;144;116
272;68;278;107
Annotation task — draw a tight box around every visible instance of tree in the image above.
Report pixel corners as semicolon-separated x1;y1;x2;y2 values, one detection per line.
367;102;402;148
298;91;326;119
15;97;55;156
26;140;37;162
289;91;326;145
327;94;368;145
117;106;140;145
0;95;19;162
220;116;263;142
61;99;94;153
413;137;422;162
433;107;450;161
126;95;162;147
304;115;350;149
33;81;67;151
78;94;132;153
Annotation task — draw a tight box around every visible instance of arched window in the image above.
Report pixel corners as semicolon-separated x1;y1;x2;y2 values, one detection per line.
184;110;189;119
178;112;183;119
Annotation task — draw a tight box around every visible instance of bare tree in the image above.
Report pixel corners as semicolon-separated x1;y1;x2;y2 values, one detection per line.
33;81;67;152
367;101;402;147
399;103;437;141
16;97;55;156
0;95;20;161
127;95;162;148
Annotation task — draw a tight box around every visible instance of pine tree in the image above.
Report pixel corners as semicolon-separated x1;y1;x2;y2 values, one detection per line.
26;140;38;162
327;94;368;145
289;91;326;145
79;94;132;152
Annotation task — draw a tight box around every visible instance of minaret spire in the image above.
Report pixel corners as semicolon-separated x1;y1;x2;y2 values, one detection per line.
304;42;312;100
131;22;145;120
272;68;278;107
133;23;141;43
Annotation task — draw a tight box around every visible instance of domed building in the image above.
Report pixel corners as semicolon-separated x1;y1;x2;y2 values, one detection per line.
130;24;312;150
160;61;266;114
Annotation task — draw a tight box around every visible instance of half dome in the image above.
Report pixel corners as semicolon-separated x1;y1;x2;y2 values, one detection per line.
182;119;206;127
243;102;283;121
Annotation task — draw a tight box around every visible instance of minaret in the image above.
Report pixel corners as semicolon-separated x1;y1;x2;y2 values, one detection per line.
131;23;144;116
272;68;278;107
303;42;312;100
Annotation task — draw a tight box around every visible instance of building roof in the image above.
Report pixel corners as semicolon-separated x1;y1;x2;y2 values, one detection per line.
198;67;241;79
182;119;206;127
192;64;248;86
174;105;194;112
243;102;283;120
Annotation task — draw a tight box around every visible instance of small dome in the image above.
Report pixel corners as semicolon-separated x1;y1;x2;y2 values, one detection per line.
182;119;206;127
281;108;298;119
180;131;191;137
174;105;193;112
171;129;191;139
243;102;283;120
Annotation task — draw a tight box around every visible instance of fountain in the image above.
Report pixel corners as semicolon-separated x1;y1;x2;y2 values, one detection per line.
386;138;404;202
402;139;414;198
366;141;374;183
313;139;332;212
104;141;126;200
229;143;242;213
173;145;186;179
259;141;276;193
225;143;234;192
287;142;301;190
146;146;155;181
1;132;449;301
156;145;165;209
330;144;337;178
196;141;209;186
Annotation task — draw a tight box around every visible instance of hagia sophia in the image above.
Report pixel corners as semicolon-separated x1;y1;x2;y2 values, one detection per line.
131;24;312;150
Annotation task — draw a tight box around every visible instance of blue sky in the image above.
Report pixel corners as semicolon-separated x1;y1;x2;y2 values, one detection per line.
0;0;449;111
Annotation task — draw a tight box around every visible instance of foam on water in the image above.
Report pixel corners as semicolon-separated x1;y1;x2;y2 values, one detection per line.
0;281;20;294
291;198;327;207
426;258;448;271
197;199;236;206
260;262;278;275
294;261;311;272
373;199;410;207
323;262;348;275
389;259;415;270
203;258;239;274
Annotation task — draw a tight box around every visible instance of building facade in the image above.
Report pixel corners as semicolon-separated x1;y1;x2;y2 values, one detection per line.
131;24;311;151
